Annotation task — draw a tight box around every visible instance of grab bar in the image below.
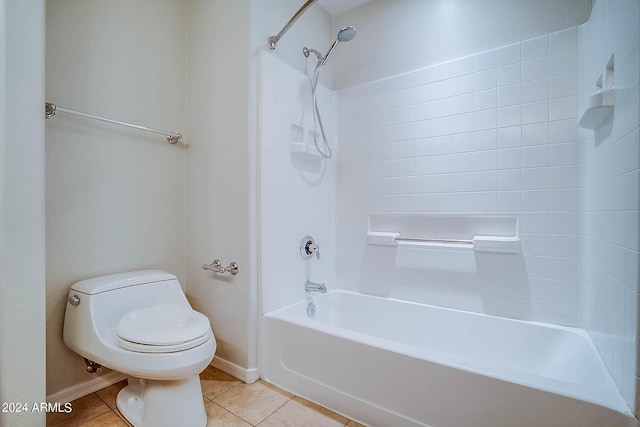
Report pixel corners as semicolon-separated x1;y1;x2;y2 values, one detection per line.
269;0;318;50
395;237;473;245
45;102;183;145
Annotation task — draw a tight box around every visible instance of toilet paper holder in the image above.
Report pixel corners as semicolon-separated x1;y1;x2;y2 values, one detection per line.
203;259;239;276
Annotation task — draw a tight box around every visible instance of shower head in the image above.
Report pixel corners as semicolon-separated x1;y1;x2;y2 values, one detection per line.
337;26;357;42
319;26;357;67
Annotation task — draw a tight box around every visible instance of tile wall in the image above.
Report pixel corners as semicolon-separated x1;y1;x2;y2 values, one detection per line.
335;28;583;326
258;51;337;314
578;0;640;412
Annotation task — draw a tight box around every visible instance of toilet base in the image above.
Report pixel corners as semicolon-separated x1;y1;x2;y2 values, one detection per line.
116;376;207;427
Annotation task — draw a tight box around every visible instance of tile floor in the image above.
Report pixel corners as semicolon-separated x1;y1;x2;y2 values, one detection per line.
47;366;366;427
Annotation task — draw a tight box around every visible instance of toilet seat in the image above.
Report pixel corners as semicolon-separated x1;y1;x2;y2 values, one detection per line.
116;305;212;354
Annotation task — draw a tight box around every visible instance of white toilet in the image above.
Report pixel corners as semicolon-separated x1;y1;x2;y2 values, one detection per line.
63;270;216;427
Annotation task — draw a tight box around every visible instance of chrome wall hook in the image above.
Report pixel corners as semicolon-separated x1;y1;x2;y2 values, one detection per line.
203;259;239;276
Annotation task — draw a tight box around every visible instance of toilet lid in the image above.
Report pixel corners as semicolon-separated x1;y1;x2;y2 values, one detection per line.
117;305;211;346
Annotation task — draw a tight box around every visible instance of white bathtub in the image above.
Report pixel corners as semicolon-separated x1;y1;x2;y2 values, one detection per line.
260;290;638;427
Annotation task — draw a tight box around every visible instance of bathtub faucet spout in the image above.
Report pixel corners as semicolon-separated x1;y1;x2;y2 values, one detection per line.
305;280;327;293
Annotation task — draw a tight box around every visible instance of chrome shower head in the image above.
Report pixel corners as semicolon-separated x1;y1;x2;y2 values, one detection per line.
319;26;357;67
337;26;357;42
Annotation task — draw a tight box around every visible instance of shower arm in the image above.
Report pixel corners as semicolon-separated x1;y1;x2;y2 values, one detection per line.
269;0;318;50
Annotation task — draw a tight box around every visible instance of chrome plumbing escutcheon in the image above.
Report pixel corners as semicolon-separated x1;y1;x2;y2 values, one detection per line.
300;235;320;259
307;302;316;318
203;259;239;276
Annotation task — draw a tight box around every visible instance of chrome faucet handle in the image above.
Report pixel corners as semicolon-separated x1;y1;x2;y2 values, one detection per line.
300;235;320;260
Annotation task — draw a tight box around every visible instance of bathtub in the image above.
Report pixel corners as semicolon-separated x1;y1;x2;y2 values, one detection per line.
260;290;638;427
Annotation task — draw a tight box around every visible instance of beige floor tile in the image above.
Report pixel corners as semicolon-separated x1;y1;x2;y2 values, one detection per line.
78;410;129;427
258;396;349;427
47;393;111;427
95;380;127;411
205;401;253;427
200;366;242;400
213;380;293;426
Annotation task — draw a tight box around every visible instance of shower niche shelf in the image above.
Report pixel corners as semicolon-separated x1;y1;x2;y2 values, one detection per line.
366;214;520;254
578;88;615;130
290;142;324;161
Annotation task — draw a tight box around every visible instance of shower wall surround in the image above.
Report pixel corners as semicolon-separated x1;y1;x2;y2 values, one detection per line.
578;0;640;411
257;0;639;414
335;27;582;326
258;51;337;314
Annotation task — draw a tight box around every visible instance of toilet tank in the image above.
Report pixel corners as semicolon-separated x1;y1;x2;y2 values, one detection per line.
63;270;192;356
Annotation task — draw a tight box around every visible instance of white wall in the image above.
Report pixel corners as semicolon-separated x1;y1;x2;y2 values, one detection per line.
186;0;257;377
578;0;640;413
45;0;188;396
333;0;592;89
0;0;46;425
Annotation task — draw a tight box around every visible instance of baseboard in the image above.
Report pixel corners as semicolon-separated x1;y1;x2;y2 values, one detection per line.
47;371;128;404
210;356;259;384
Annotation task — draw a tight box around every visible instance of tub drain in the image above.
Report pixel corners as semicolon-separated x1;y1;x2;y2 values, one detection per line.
307;302;316;318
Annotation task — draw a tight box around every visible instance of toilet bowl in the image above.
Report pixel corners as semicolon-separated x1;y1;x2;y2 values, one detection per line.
63;270;216;427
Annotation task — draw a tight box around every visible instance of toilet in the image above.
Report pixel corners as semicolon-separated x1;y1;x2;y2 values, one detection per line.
63;270;216;427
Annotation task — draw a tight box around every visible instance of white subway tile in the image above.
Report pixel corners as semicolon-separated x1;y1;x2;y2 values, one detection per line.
549;73;578;98
522;35;549;61
453;73;475;95
625;128;640;172
524;190;549;211
474;109;497;130
523;212;550;234
452;112;475;133
549;165;578;189
450;56;475;76
497;148;522;169
523;167;549;189
474;149;497;171
549;27;578;54
549;142;578;166
453;132;474;152
522;78;549;103
497;105;522;128
549;95;577;121
550;212;578;235
475;68;497;91
523;56;549;82
522;101;549;124
497;84;522;107
497;169;522;190
474;129;497;151
497;126;522;148
522;123;549;146
498;43;521;66
474;50;497;71
498;63;522;87
525;255;550;278
474;191;498;211
498;190;523;212
474;88;497;111
549;189;578;212
523;234;550;256
549;119;578;143
473;171;497;191
452;93;474;114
